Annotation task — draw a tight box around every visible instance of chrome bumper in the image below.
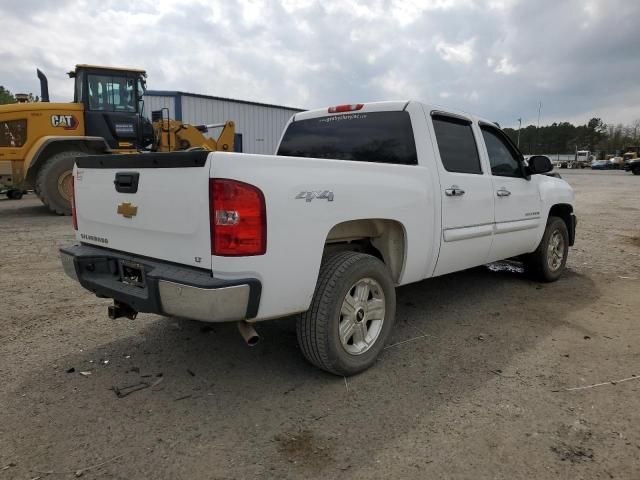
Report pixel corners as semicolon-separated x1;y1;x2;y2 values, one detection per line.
157;280;250;322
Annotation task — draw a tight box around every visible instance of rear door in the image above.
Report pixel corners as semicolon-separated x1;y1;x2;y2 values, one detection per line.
74;151;213;269
429;112;494;276
479;124;542;261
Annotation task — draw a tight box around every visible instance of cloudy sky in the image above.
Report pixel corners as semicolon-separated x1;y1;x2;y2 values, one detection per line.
1;0;639;128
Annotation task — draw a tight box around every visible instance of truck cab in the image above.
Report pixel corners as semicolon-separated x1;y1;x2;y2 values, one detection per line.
70;64;152;150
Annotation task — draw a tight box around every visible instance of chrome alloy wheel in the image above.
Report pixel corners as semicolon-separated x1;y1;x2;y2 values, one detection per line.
547;230;565;272
339;278;385;355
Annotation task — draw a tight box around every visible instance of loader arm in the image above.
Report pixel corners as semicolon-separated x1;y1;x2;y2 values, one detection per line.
153;120;235;152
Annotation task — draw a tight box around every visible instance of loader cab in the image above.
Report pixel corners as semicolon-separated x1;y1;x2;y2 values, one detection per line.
70;65;151;150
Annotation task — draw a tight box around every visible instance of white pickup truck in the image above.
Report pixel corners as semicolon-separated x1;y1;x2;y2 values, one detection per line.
60;101;577;376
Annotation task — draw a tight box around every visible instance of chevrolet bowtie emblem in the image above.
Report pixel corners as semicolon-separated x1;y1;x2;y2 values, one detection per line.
117;202;138;218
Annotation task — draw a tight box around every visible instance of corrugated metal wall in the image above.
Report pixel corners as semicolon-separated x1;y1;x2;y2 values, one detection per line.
144;92;302;155
180;95;300;155
142;95;176;121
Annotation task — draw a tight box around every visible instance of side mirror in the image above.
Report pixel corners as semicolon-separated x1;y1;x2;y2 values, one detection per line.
527;155;553;175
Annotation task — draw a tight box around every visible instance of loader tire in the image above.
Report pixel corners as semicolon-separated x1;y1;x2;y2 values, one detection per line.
36;150;82;216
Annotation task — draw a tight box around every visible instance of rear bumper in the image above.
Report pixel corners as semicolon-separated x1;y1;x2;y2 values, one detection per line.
59;244;261;323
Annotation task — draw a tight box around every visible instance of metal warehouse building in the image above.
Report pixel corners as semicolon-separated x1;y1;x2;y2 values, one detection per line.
143;90;304;155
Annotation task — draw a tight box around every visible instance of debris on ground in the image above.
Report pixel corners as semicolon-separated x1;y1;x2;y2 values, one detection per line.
79;371;91;377
66;367;75;373
112;376;163;398
556;374;639;392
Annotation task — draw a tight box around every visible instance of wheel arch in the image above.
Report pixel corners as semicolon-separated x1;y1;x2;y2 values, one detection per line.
323;218;407;283
548;203;576;246
25;136;109;185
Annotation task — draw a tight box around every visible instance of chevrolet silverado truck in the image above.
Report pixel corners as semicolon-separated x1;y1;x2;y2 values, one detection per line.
60;101;577;376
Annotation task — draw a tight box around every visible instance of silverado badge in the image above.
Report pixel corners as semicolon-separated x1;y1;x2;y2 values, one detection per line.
117;202;138;218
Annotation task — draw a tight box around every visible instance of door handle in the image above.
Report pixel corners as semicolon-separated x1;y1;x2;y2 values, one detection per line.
445;185;465;197
496;188;511;197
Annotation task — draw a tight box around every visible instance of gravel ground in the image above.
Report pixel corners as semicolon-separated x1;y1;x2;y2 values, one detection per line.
0;170;639;479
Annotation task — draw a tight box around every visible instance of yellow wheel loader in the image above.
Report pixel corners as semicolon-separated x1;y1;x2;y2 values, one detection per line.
0;65;234;214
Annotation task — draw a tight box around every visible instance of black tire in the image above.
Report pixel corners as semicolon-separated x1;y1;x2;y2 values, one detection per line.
296;251;396;376
633;167;640;175
6;189;23;200
523;216;569;282
35;150;82;215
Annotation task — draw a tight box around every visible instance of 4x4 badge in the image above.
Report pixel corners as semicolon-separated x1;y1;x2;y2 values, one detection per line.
117;202;138;218
295;190;334;202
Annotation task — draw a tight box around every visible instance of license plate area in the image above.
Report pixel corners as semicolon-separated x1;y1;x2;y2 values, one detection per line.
119;260;146;288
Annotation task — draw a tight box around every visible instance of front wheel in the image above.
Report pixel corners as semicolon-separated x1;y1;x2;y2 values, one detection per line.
523;216;569;282
296;252;396;376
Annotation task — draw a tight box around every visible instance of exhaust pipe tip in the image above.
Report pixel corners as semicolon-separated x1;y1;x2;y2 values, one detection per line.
237;321;260;347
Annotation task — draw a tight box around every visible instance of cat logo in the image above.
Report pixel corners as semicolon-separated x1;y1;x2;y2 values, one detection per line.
50;114;79;130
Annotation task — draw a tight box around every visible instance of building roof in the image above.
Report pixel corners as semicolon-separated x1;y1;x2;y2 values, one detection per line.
145;90;305;112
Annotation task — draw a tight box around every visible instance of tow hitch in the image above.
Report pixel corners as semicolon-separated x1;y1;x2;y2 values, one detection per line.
108;301;138;320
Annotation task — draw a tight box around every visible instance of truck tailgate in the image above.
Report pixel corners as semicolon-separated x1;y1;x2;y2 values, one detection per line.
74;151;212;269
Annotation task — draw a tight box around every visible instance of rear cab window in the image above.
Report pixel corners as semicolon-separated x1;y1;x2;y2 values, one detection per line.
431;115;482;174
277;111;417;165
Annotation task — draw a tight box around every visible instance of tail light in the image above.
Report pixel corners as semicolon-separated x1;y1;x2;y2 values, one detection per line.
210;179;266;256
328;104;364;113
71;175;78;230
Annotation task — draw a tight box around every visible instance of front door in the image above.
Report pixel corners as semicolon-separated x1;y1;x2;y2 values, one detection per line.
84;72;141;149
479;124;542;261
430;113;495;276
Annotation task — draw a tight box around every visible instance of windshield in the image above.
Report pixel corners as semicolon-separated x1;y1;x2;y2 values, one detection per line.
277;111;418;165
87;74;136;112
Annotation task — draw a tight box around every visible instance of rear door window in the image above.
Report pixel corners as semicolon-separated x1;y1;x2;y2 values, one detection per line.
277;111;417;165
432;115;482;174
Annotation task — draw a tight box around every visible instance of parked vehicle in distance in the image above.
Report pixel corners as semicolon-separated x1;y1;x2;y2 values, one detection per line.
608;156;625;169
591;159;611;170
574;150;593;168
624;158;640;175
59;100;577;376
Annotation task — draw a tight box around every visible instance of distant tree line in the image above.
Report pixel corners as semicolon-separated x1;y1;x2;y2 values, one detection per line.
0;86;16;105
0;86;39;105
504;117;640;157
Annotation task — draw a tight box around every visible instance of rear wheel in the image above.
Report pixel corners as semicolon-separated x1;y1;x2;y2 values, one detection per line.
296;251;396;376
523;216;569;282
633;166;640;175
35;150;82;215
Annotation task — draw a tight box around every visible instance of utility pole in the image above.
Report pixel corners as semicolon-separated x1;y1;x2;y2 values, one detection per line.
517;117;522;148
535;101;542;154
